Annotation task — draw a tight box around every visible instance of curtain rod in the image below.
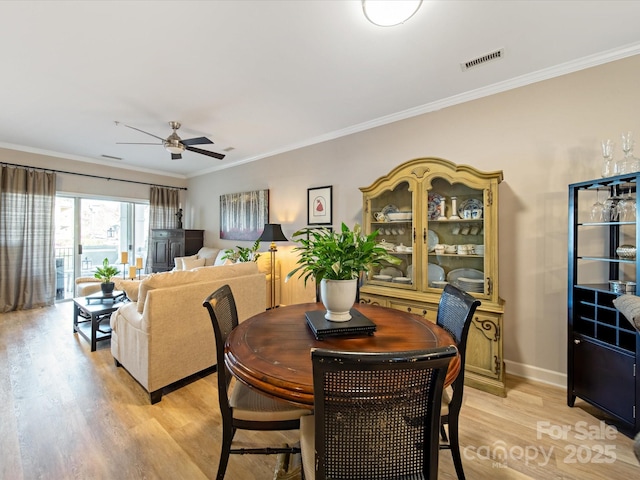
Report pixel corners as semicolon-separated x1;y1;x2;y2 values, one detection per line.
0;161;188;191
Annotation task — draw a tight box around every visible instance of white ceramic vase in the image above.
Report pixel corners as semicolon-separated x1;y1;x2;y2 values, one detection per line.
320;278;358;322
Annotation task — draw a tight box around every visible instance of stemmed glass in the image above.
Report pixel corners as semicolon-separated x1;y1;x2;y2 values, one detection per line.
601;139;614;177
621;132;639;173
591;188;606;222
622;132;634;156
616;187;636;222
603;189;621;222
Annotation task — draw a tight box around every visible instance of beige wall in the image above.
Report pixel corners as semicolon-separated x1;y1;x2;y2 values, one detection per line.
188;54;640;387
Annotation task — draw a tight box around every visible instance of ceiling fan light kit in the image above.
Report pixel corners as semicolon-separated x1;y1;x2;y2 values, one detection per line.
164;140;185;155
116;120;225;161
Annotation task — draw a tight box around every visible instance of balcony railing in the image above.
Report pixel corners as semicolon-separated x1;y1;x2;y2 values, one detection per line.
55;245;120;300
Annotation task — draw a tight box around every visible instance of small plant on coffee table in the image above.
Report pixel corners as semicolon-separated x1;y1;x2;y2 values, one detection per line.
94;258;120;295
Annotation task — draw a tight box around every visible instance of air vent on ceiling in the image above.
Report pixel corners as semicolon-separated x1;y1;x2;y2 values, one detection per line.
101;154;122;160
461;48;504;71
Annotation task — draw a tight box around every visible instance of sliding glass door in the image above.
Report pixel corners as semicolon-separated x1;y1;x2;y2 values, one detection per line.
54;196;149;300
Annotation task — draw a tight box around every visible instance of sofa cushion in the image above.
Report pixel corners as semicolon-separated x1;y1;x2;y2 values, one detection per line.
214;250;232;266
137;262;260;313
113;278;141;302
75;277;102;296
174;254;198;270
183;257;206;270
197;247;221;266
256;254;271;275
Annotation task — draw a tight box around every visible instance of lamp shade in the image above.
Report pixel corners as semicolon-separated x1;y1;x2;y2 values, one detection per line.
258;224;288;242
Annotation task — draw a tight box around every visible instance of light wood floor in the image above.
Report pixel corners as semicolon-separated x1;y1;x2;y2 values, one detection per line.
1;301;638;479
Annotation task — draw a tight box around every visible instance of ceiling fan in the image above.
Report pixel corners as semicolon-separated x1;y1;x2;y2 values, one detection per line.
116;121;225;160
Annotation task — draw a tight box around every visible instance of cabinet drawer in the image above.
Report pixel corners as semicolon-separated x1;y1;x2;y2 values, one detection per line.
152;229;184;240
389;300;437;323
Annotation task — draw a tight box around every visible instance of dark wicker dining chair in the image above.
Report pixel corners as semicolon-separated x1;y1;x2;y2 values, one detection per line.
300;345;458;480
202;285;310;480
436;284;481;480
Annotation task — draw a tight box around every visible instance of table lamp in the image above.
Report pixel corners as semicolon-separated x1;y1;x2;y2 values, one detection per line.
258;224;288;309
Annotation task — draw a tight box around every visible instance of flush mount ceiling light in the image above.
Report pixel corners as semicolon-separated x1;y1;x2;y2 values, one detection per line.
362;0;422;27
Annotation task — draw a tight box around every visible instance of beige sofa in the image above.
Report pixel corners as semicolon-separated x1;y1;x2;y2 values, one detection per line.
76;246;280;307
194;247;281;308
110;262;266;403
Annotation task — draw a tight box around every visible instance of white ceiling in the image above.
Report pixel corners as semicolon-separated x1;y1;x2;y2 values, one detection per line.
2;0;640;178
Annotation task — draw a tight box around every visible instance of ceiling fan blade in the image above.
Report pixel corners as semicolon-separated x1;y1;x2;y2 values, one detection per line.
182;136;213;146
120;123;165;141
185;145;225;160
171;153;182;160
116;142;161;145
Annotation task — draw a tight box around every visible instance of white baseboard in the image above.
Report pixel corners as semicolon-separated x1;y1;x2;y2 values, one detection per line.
504;360;567;389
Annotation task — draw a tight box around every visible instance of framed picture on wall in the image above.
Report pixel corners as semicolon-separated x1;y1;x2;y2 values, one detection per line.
307;185;332;225
220;189;269;240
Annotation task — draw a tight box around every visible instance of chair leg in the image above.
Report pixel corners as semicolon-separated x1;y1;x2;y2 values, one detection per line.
216;425;235;480
448;416;465;480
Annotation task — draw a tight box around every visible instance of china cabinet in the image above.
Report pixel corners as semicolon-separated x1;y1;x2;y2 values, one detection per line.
568;173;640;435
150;229;204;272
360;157;505;396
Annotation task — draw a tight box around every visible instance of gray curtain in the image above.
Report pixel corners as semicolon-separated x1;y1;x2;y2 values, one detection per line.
0;165;56;312
146;186;180;271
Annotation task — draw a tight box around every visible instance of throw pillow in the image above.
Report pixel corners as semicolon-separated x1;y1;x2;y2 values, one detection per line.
174;254;198;271
612;294;640;332
197;247;221;266
113;278;141;302
137;274;156;313
213;250;227;266
183;257;206;270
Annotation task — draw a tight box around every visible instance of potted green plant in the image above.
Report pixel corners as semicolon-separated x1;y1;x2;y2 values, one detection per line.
286;222;400;321
94;258;120;295
221;239;262;263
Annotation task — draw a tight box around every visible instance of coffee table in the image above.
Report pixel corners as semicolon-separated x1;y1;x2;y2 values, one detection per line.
73;290;126;351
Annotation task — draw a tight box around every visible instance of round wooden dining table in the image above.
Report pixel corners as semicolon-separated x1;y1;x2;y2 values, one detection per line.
224;302;460;408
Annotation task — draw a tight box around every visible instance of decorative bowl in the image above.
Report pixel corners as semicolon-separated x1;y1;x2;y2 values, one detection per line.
392;277;412;284
372;274;392;282
609;280;627;293
616;244;637;260
626;282;637;294
386;212;412;221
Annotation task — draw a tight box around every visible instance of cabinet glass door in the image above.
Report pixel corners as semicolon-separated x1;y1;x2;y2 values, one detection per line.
425;177;487;296
366;180;416;290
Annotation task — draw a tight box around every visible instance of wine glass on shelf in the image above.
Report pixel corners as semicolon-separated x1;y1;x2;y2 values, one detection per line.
601;139;614;177
616;186;636;222
621;131;640;173
590;187;606;222
622;132;633;156
603;189;621;222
